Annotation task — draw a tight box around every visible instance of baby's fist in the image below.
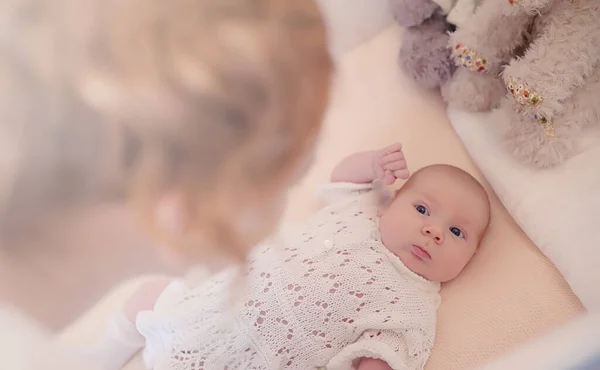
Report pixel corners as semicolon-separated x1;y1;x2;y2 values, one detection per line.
373;143;409;185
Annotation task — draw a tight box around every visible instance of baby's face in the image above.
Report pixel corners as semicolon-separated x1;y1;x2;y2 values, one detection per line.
378;169;490;283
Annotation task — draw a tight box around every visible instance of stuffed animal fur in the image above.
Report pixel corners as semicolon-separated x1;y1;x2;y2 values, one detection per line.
390;0;480;88
442;0;600;167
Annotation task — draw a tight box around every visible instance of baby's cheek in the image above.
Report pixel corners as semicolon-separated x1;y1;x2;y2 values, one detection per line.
379;219;404;250
440;249;474;280
454;248;477;271
378;224;393;248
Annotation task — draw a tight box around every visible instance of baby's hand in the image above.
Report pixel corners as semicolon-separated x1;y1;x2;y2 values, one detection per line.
372;143;409;186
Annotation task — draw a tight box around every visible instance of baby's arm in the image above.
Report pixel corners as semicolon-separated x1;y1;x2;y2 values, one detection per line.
356;357;394;370
330;143;409;185
329;326;432;370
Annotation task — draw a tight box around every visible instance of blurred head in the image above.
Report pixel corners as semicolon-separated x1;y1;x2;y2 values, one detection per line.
379;165;490;283
0;0;331;325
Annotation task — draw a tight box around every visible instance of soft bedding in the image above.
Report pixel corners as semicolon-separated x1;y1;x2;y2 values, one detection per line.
448;108;600;313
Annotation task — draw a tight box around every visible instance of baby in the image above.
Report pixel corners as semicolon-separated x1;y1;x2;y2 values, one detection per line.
94;143;490;370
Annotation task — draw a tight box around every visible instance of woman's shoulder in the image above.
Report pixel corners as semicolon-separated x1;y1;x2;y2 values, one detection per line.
0;305;97;370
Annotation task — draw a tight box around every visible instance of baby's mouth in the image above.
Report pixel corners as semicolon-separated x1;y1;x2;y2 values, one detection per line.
411;244;431;260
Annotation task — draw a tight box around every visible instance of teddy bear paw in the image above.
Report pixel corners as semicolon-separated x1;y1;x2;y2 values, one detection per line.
389;0;440;27
399;18;455;88
495;98;580;168
441;68;506;111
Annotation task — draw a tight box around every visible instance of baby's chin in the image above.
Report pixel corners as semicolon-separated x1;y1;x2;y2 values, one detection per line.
416;266;464;284
393;246;471;282
393;247;438;282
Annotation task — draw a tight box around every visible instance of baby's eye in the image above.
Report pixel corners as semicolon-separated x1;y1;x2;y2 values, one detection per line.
450;227;463;238
415;205;429;216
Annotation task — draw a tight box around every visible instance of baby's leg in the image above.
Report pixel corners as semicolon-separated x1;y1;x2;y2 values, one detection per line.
83;278;172;370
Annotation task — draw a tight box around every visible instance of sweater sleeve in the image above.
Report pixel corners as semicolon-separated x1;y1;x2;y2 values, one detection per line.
327;328;433;370
317;182;389;208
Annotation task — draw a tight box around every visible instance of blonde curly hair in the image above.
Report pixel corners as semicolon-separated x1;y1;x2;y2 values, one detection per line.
0;0;332;262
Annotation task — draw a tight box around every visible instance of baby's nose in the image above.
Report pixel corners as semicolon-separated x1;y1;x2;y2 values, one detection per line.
422;225;444;244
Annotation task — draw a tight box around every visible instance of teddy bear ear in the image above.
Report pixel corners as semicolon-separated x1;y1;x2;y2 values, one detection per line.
389;0;440;27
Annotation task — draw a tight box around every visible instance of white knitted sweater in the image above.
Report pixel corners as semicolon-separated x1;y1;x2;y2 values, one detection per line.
136;183;441;370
